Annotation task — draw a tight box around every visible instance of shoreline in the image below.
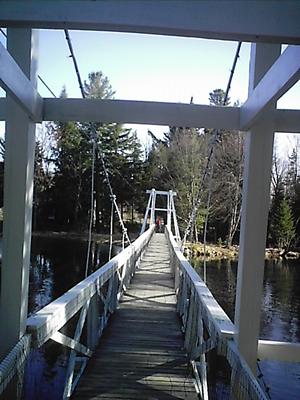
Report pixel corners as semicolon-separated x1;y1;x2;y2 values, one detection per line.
184;242;300;261
31;230;140;245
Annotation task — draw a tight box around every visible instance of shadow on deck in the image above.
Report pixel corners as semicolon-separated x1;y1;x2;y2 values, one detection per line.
72;233;198;399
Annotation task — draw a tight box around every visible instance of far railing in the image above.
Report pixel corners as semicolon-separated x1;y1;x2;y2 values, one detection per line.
165;226;268;400
0;225;155;399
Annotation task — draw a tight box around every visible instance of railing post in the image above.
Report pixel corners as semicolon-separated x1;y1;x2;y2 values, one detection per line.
0;28;38;359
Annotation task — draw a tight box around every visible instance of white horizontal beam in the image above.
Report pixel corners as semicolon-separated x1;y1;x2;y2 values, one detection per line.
1;98;299;133
272;109;300;133
0;42;43;121
240;46;300;130
1;1;300;44
146;190;176;196
258;340;300;363
44;98;240;129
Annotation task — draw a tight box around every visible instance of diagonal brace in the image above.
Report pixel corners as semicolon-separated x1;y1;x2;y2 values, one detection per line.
51;331;92;357
0;41;43;121
240;45;300;131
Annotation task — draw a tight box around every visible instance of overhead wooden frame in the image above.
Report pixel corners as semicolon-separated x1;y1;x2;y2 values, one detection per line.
0;1;299;132
0;0;300;44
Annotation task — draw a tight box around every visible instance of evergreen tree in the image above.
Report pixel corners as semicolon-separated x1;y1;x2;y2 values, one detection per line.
274;197;295;250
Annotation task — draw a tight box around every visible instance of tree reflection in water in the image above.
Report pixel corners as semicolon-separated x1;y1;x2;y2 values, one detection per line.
23;236;119;400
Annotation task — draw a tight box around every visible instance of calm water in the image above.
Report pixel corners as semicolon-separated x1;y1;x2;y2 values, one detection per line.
193;258;300;400
23;236;119;400
20;238;300;399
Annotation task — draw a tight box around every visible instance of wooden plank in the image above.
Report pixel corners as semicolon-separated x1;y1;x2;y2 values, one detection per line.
1;1;300;44
73;233;197;399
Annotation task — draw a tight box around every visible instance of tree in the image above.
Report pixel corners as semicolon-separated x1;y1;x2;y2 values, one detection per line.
209;88;230;106
145;126;208;236
51;118;90;228
207;90;244;246
271;196;295;251
82;73;144;231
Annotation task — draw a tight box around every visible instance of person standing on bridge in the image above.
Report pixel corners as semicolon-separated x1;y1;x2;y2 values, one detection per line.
156;217;162;232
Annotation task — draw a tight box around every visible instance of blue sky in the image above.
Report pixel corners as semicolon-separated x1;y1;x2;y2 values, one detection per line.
0;29;299;153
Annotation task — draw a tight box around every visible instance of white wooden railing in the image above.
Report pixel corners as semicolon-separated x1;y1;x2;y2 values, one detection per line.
165;226;268;400
0;225;155;399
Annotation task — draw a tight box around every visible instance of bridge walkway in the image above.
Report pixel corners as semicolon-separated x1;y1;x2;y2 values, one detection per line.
72;233;197;399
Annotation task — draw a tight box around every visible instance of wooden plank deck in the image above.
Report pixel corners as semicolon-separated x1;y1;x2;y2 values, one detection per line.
72;233;198;400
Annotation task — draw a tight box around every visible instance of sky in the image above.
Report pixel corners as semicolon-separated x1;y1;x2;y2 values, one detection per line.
0;29;299;155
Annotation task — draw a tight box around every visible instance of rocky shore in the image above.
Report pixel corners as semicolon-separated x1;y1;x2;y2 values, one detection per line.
184;243;300;260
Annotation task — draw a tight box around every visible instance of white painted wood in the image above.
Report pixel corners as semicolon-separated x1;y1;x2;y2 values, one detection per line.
140;194;152;235
0;29;38;359
1;1;300;43
43;98;240;129
1;98;299;132
227;341;268;400
147;189;177;196
166;226;235;338
0;98;5;121
26;226;155;347
272;109;300;133
63;298;91;399
150;189;156;225
167;192;171;230
258;340;300;362
240;46;300;130
234;43;281;372
0;41;43;121
51;332;92;357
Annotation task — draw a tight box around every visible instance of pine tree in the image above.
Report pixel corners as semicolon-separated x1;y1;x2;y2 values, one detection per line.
276;197;295;250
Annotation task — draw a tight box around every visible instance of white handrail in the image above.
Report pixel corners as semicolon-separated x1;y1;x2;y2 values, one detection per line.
165;226;268;400
27;225;155;347
0;225;155;397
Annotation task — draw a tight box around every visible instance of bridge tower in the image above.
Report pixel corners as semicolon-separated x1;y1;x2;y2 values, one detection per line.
140;189;181;242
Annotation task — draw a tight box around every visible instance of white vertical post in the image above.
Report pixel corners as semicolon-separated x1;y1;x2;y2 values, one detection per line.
234;43;280;372
140;193;152;235
0;29;38;358
150;188;156;224
167;191;171;229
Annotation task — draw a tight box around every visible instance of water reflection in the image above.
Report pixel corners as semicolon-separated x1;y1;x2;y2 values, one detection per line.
23;236;119;400
193;257;300;400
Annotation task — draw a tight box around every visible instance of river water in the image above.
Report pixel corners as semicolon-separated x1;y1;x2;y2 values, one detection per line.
21;237;300;399
23;236;118;400
192;257;300;400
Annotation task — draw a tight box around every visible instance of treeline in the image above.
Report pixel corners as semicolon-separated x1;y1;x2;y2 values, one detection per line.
17;72;147;233
0;72;299;251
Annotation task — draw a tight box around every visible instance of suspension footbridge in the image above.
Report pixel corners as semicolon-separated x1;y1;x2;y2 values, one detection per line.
0;1;300;399
0;190;280;400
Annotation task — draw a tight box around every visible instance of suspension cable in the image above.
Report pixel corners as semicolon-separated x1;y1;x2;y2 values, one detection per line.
0;28;57;98
64;29;86;99
109;196;114;260
203;158;215;283
97;147;131;245
182;41;242;248
84;140;96;277
64;29;130;275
